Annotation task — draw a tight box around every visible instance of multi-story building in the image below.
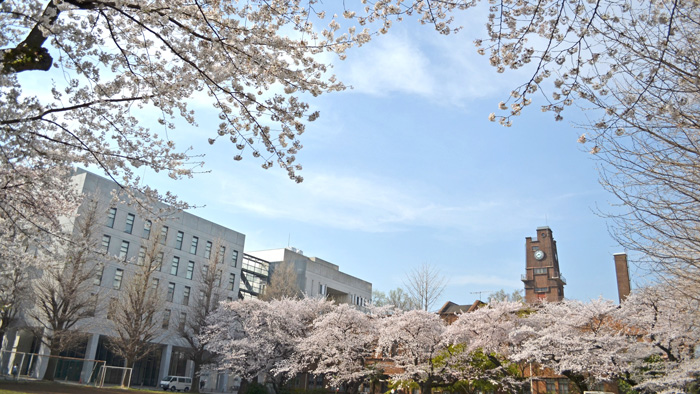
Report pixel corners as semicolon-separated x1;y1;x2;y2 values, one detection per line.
3;169;247;388
521;226;566;303
246;247;372;308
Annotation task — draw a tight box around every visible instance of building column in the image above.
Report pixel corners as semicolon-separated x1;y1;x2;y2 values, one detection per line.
1;329;19;375
31;339;50;379
158;344;172;383
80;333;100;384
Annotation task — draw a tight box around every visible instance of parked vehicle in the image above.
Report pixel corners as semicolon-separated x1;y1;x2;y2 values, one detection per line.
160;375;192;392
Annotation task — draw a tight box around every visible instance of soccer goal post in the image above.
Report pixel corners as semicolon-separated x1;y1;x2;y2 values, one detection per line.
96;364;133;389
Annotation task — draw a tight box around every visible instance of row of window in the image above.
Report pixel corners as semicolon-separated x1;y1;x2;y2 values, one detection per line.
105;208;240;266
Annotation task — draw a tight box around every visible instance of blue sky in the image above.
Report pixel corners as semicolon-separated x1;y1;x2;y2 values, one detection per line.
23;7;635;308
135;14;633;308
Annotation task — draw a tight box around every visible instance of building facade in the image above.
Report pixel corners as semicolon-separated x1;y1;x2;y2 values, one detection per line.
522;226;566;303
246;248;372;308
3;169;246;389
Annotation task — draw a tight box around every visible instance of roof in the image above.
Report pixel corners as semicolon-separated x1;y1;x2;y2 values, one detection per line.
438;300;485;315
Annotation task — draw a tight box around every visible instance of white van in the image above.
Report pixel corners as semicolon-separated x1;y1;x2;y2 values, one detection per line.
160;375;192;392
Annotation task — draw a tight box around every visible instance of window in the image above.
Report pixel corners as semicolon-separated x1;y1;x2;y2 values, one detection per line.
215;270;222;286
186;261;195;280
87;293;98;317
107;298;118;320
217;246;226;263
152;278;159;290
137;246;146;265
204;241;212;259
159;226;168;245
167;282;175;302
94;263;104;286
190;236;199;255
179;312;187;331
183;286;191;306
119;240;130;261
143;220;152;238
546;379;556;394
156;252;164;271
162;309;171;329
535;287;549;293
101;235;111;253
113;268;124;290
175;231;184;250
231;250;239;267
559;380;569;394
170;256;180;276
534;267;548;275
125;213;135;234
106;208;117;228
202;265;209;280
228;273;236;290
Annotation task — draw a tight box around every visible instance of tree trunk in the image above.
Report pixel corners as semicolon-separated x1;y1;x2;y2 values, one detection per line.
191;361;202;393
42;348;61;381
420;381;433;394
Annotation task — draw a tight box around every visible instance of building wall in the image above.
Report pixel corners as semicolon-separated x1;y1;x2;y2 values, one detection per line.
14;169;246;387
247;248;372;307
523;226;566;303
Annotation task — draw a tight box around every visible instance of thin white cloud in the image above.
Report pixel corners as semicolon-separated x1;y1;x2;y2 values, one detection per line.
339;32;437;97
211;168;586;237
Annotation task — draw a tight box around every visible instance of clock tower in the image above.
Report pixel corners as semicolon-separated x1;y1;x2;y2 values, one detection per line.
522;226;566;303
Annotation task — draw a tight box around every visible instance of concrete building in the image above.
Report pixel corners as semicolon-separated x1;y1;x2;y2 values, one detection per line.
3;169;247;390
522;226;566;303
246;248;372;308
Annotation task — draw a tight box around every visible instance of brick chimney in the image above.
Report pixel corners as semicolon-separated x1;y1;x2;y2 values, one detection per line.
613;253;631;303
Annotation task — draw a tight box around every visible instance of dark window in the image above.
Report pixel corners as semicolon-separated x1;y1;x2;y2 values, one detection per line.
217;246;226;264
106;208;117;228
143;220;152;238
175;231;184;250
183;286;191;306
119;240;129;261
125;213;135;234
190;236;199;255
162;309;171;329
94;263;104;286
167;282;175;302
231;250;239;267
159;226;168;245
171;256;180;276
113;268;124;290
228;273;236;290
186;261;195;280
204;241;212;259
101;235;111;253
156;252;164;271
137;246;146;265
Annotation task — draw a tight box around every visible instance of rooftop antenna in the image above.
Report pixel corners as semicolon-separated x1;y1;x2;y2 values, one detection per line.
288;233;291;248
470;290;492;300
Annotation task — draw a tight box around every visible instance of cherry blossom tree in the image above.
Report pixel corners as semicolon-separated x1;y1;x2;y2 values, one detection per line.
279;303;382;394
444;301;528;392
203;297;332;393
0;0;401;240
614;286;700;394
376;309;456;394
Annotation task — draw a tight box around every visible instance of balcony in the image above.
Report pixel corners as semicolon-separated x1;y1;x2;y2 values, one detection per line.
550;274;567;285
521;274;533;282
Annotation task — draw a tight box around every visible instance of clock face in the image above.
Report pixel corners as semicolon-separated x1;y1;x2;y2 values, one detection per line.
534;250;545;260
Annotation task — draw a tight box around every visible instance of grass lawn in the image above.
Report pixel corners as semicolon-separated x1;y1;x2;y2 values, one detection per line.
0;380;163;394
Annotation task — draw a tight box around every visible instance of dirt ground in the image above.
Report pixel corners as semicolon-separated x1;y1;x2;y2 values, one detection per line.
0;379;161;394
